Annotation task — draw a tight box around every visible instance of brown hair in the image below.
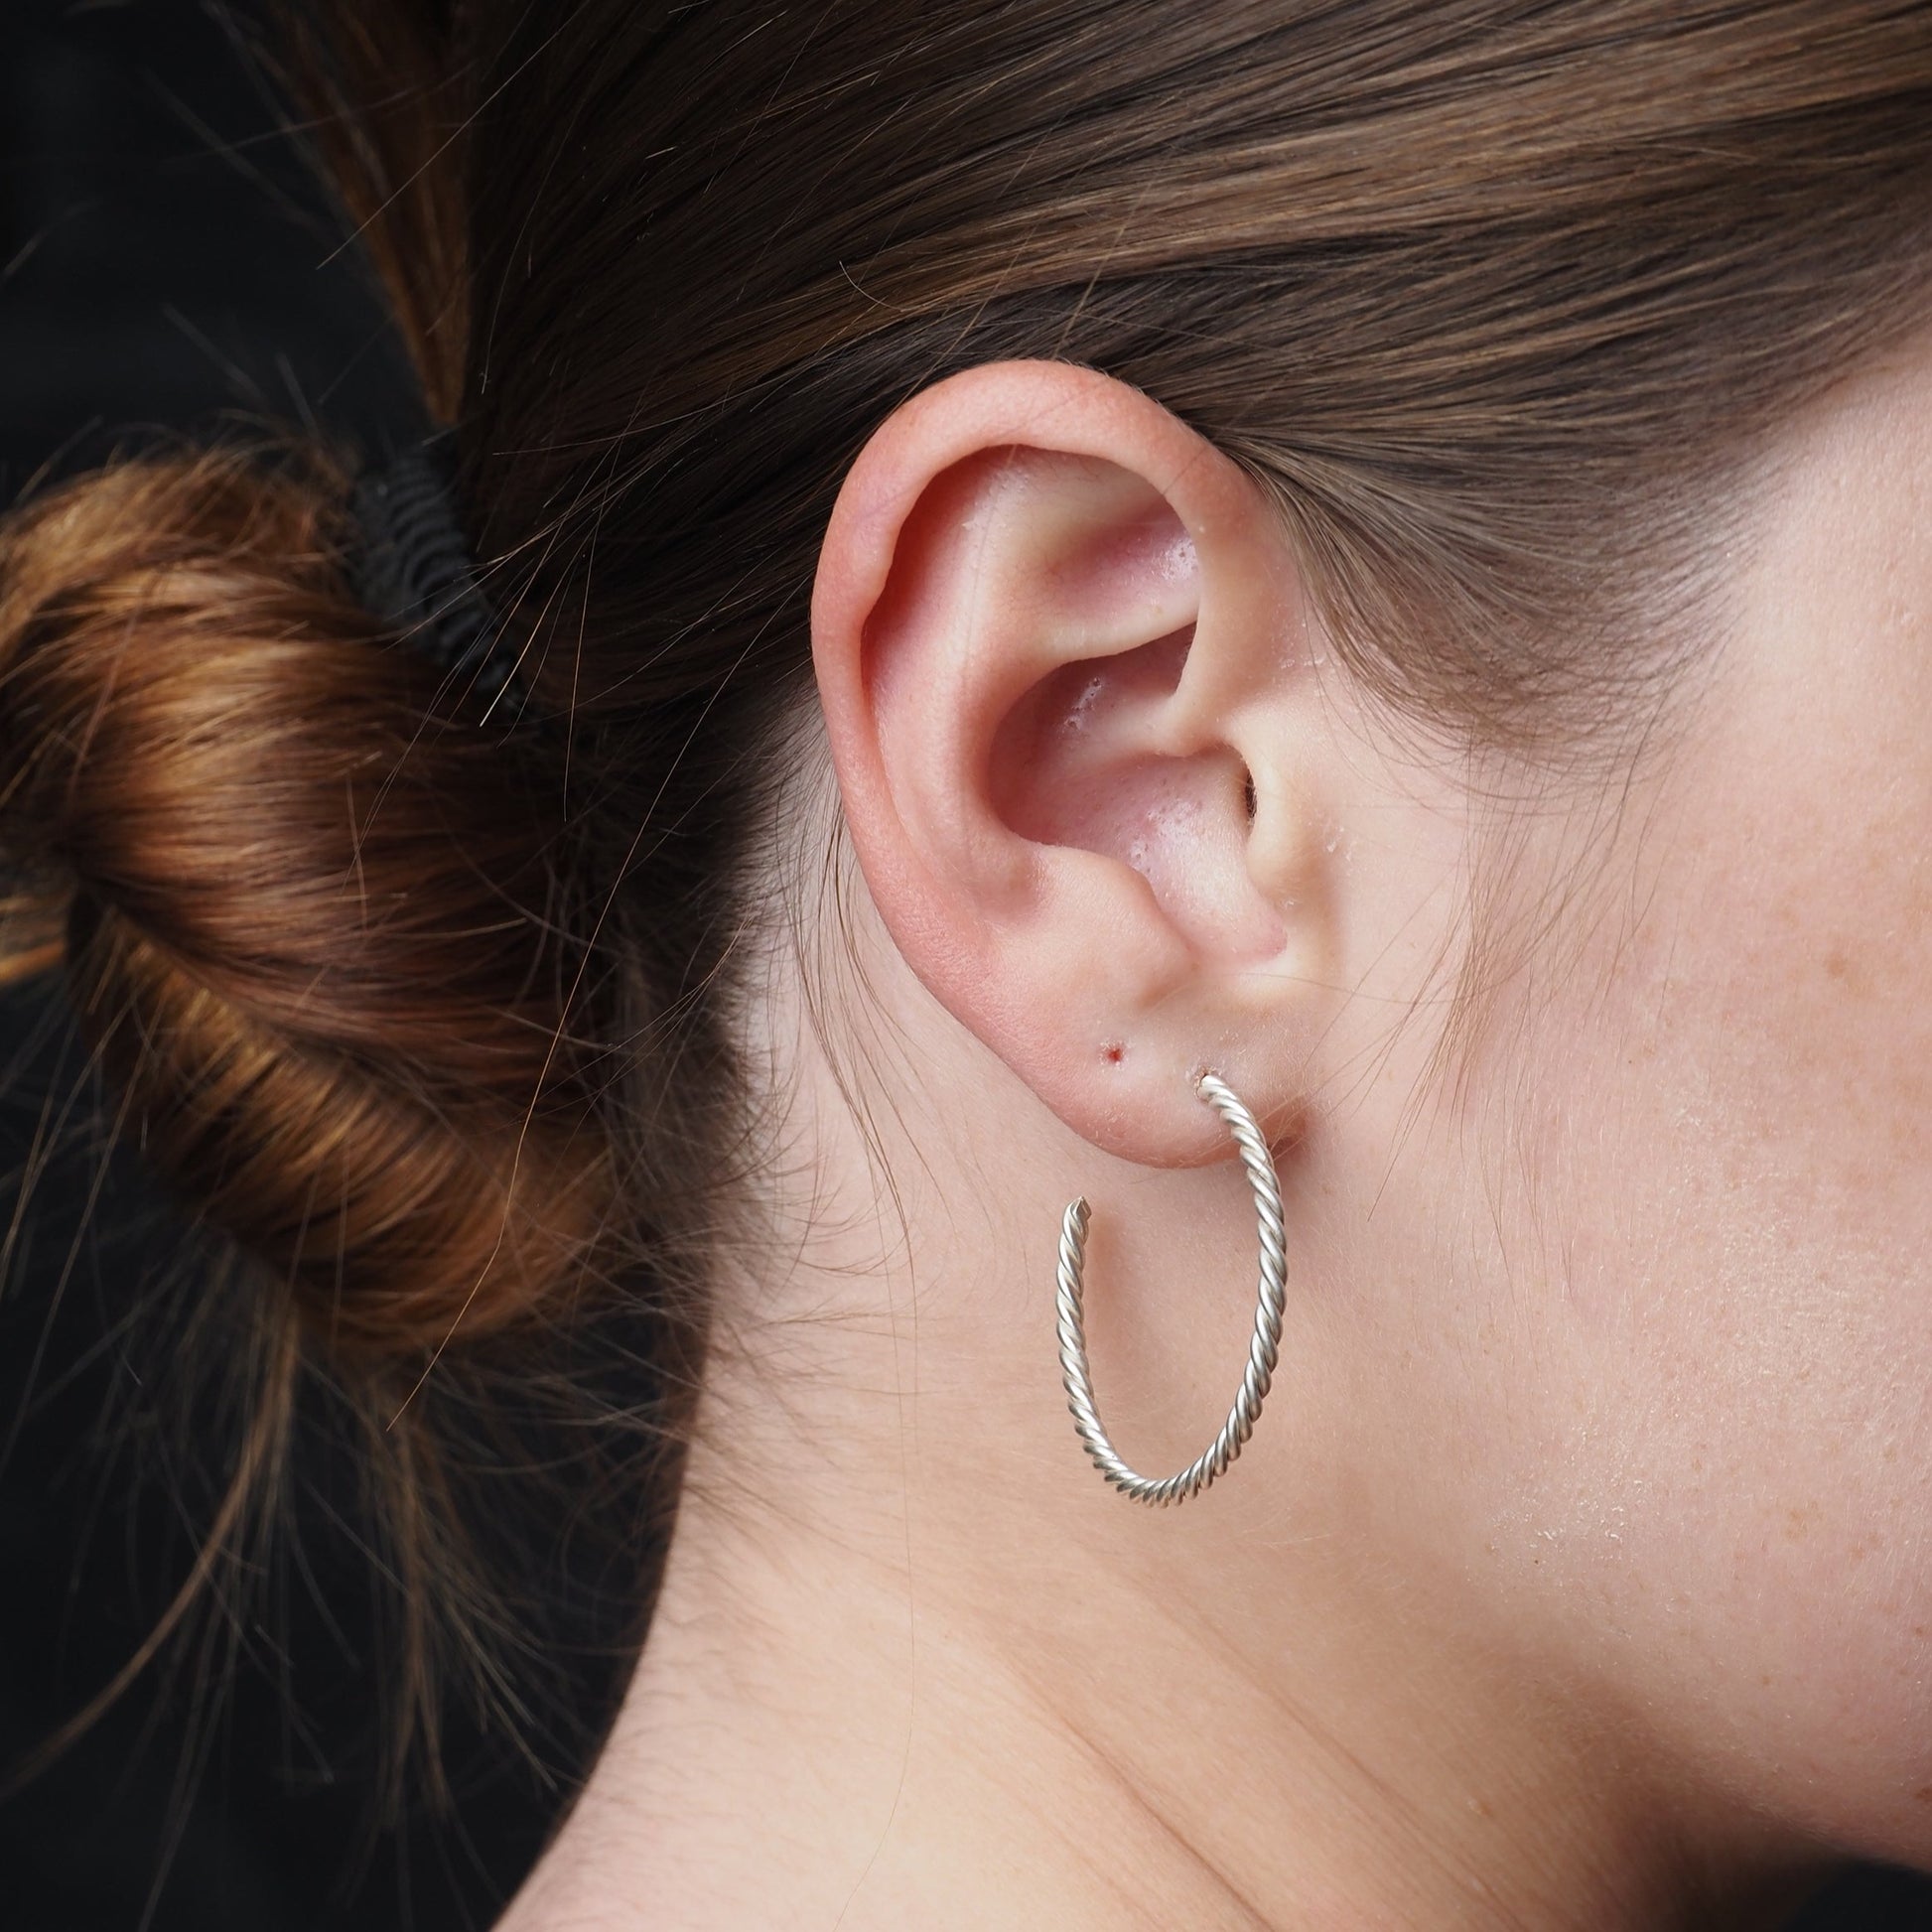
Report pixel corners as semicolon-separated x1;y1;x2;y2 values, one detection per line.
4;0;1930;1795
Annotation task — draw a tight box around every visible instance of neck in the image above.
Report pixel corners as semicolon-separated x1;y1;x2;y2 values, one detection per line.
497;931;1821;1931
498;1340;1813;1931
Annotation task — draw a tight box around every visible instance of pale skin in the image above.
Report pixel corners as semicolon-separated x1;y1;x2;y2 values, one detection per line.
499;327;1932;1930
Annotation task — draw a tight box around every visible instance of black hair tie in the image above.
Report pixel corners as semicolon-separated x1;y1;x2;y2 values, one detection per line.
347;443;517;705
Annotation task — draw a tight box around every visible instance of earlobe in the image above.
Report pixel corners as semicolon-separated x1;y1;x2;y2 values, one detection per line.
811;360;1340;1164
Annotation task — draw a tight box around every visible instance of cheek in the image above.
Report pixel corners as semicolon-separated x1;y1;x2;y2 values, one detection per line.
1357;337;1932;1856
1539;850;1932;1842
1475;460;1932;1852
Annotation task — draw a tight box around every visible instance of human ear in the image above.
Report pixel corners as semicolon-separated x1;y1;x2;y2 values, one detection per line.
811;360;1341;1165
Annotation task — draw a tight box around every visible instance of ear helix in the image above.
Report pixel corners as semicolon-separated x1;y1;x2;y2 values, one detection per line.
1054;1070;1288;1505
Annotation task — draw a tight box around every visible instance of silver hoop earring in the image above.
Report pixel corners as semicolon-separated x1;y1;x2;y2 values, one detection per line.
1055;1070;1287;1506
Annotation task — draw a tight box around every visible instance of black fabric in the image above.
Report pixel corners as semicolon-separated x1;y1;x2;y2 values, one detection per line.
348;444;515;702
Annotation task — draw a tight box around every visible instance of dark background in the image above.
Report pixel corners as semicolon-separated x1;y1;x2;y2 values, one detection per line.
0;2;1929;1927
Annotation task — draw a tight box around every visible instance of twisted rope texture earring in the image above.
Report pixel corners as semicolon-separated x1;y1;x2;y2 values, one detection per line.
1055;1070;1288;1506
